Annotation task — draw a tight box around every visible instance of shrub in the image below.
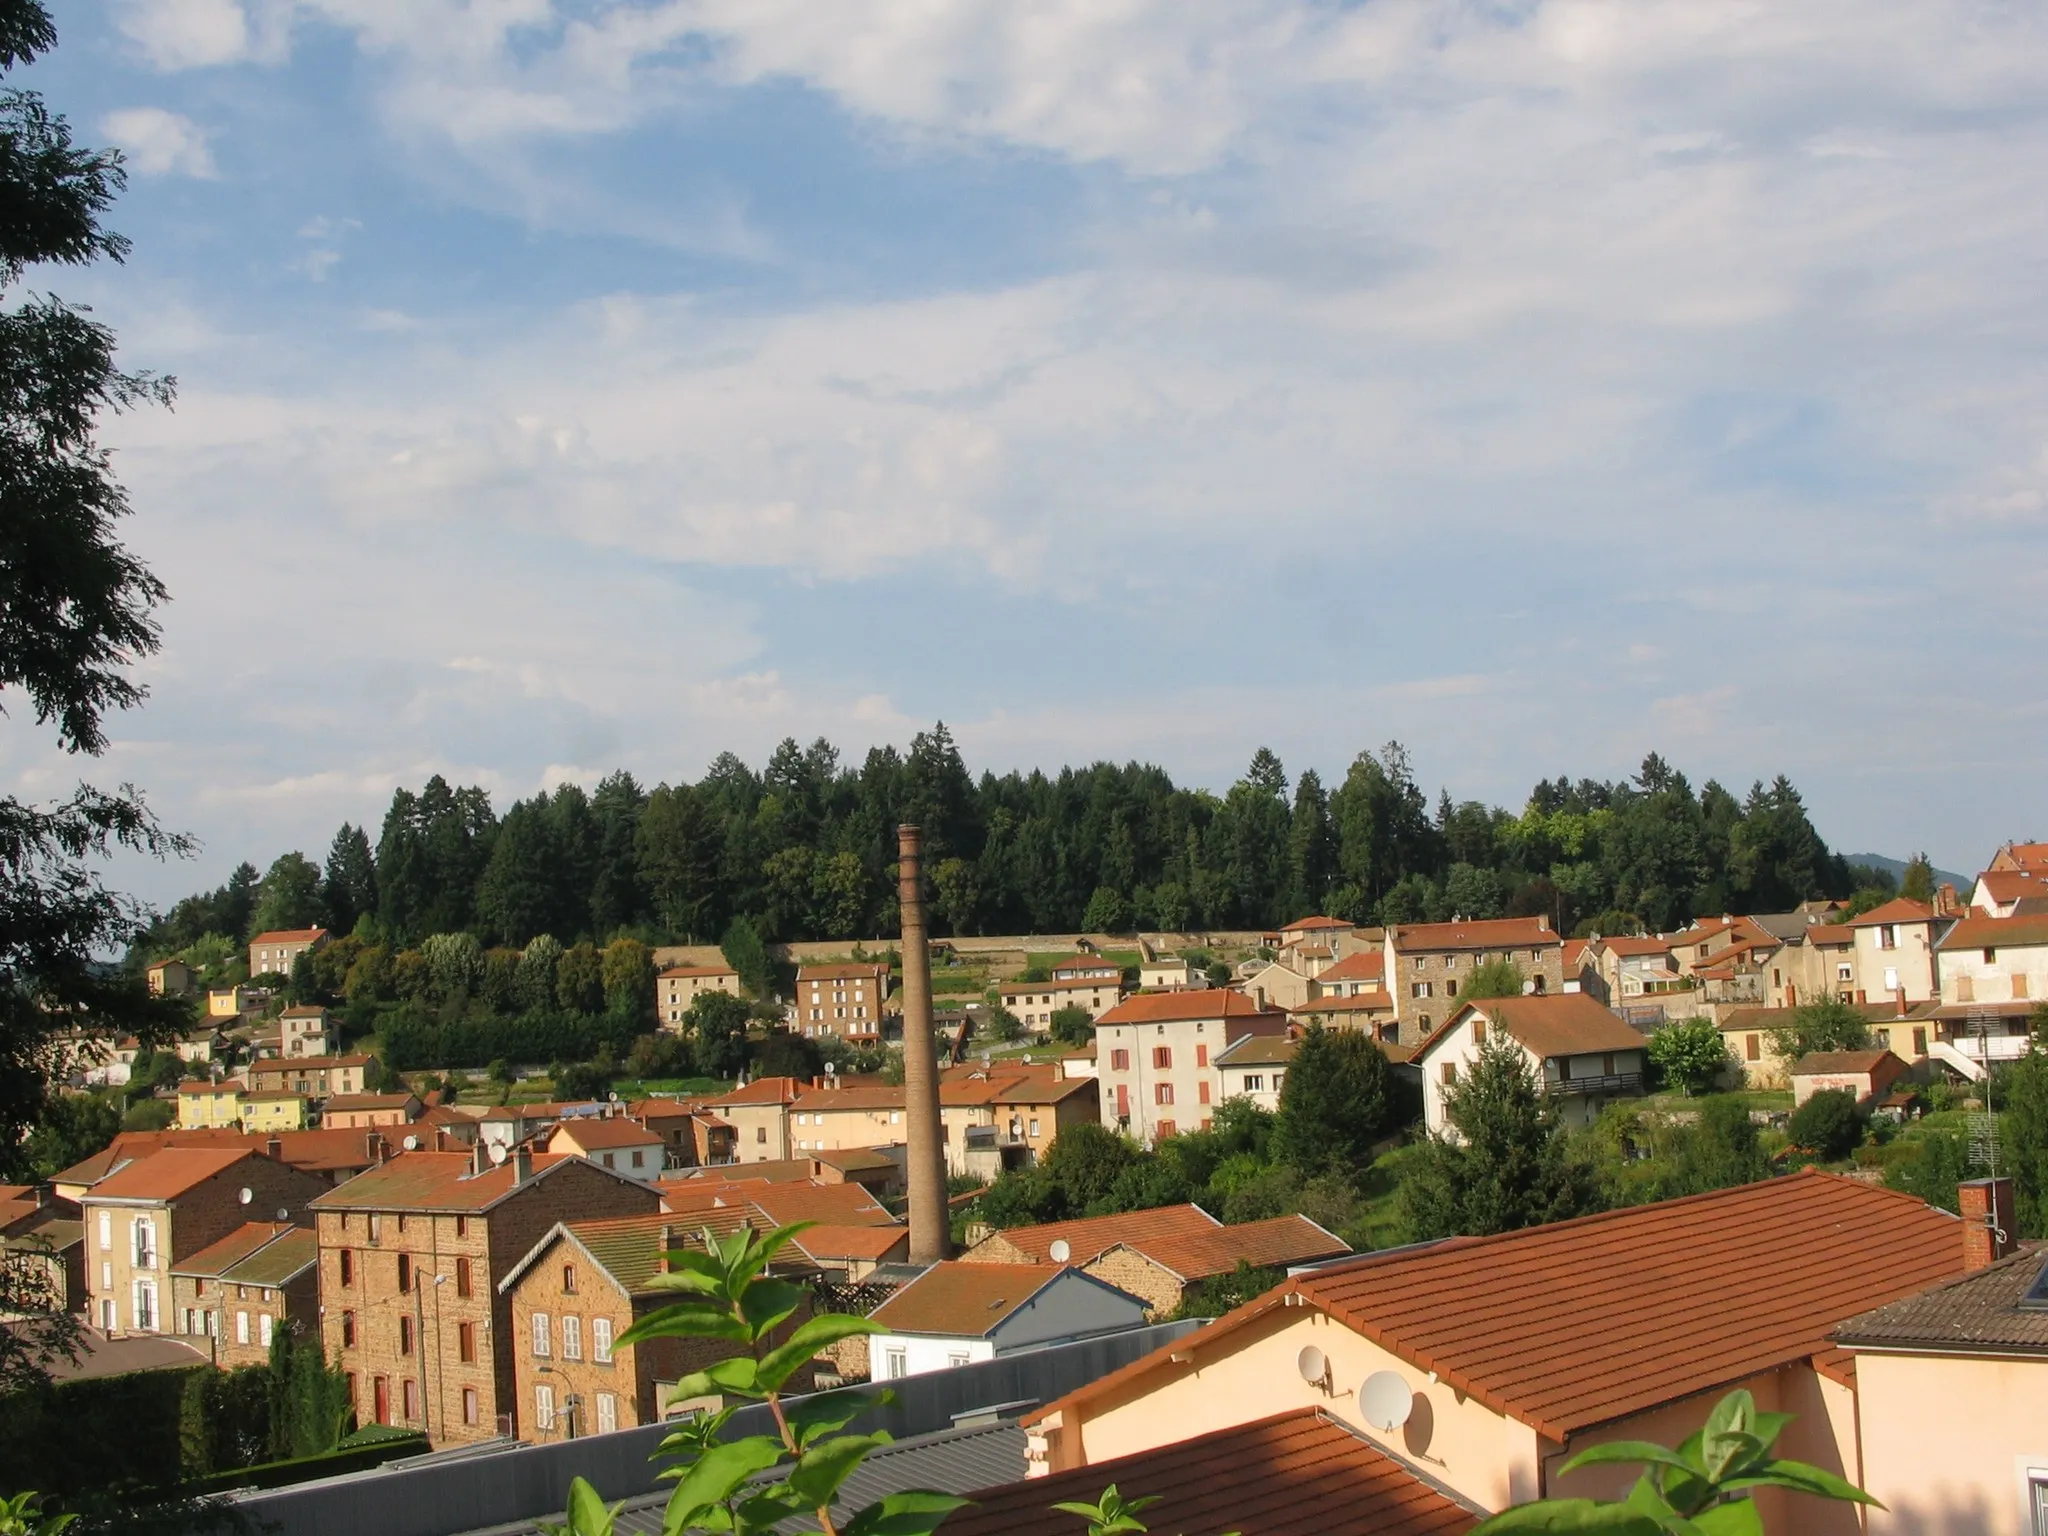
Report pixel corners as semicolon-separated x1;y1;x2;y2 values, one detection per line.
1787;1088;1865;1159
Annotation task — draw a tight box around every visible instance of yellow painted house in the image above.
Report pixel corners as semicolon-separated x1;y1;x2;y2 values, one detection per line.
241;1090;310;1132
176;1079;245;1129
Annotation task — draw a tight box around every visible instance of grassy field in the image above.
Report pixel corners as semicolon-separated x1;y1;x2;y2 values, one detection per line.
1639;1089;1794;1115
1353;1142;1423;1249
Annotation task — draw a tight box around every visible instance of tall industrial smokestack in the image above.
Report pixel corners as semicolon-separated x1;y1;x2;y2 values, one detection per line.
898;824;949;1265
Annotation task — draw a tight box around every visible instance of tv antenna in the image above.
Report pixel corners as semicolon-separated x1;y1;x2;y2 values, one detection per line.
1970;1010;2001;1176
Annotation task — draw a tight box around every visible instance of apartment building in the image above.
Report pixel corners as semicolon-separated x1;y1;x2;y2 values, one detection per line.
784;1065;1097;1177
177;1079;246;1130
322;1093;424;1130
170;1223;318;1366
545;1117;666;1180
246;1053;377;1099
1846;898;1943;1005
1050;956;1122;984
499;1208;816;1441
277;1005;338;1058
248;927;328;979
1415;994;1648;1134
996;976;1123;1032
308;1148;662;1445
655;965;742;1030
1093;991;1288;1145
791;962;891;1043
700;1077;804;1163
1384;916;1563;1035
1137;957;1202;990
81;1147;328;1337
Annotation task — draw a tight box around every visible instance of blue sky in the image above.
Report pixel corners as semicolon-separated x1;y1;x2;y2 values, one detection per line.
15;0;2048;901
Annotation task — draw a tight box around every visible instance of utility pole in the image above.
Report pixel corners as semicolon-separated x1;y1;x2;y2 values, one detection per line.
898;826;949;1265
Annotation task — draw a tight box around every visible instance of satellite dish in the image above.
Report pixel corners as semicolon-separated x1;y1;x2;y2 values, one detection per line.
276;1208;290;1223
1048;1239;1072;1263
238;1187;253;1205
1359;1371;1415;1432
488;1142;509;1165
609;1091;620;1103
403;1134;421;1150
825;1063;837;1077
1296;1344;1328;1386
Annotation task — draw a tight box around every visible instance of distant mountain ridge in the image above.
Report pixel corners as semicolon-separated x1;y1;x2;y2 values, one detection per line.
1843;852;1971;893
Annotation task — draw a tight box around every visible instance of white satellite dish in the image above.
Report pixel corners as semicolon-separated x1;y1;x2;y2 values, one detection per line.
1296;1344;1329;1388
237;1187;253;1205
1048;1239;1072;1263
403;1135;420;1151
1359;1371;1415;1432
488;1142;509;1165
276;1208;290;1223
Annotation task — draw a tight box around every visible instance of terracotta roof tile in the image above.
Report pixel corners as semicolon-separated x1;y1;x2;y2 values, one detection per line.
1096;992;1285;1027
556;1209;768;1296
943;1410;1476;1536
1976;870;2048;901
996;977;1120;996
1416;995;1645;1062
1791;1050;1901;1075
1287;1172;1963;1438
790;1223;911;1264
658;965;739;979
1216;1036;1297;1067
1280;915;1356;932
968;1204;1219;1266
1847;898;1936;927
249;928;328;946
1392;917;1556;953
1938;913;2048;951
307;1150;607;1213
744;1182;897;1228
703;1076;804;1107
1314;951;1386;984
169;1221;289;1278
86;1147;258;1202
796;963;891;983
1112;1215;1350;1282
1805;923;1855;944
1290;992;1396;1015
549;1119;665;1150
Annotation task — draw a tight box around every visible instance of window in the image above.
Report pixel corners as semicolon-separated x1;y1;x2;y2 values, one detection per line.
1878;925;1898;950
339;1247;356;1287
1471;1019;1486;1043
97;1210;110;1251
562;1264;577;1295
100;1298;116;1332
947;1352;969;1369
1745;1034;1760;1063
1152;1046;1172;1069
1445;980;1458;998
341;1309;356;1347
596;1393;617;1435
399;1315;415;1354
1913;1027;1928;1055
1986;947;1998;963
562;1315;583;1361
1444;954;1458;970
1244;1074;1264;1093
369;1214;381;1243
1155;1083;1174;1106
532;1312;552;1357
133;1216;157;1270
455;1256;472;1298
236;1311;250;1345
397;1253;413;1292
1195;1044;1208;1068
1411;981;1432;999
132;1280;157;1332
462;1388;479;1427
1417;1014;1431;1030
1440;1063;1457;1085
535;1385;556;1432
1110;1049;1130;1071
458;1322;476;1363
1157;1119;1177;1138
593;1317;613;1363
260;1314;274;1347
1602;1053;1616;1076
1029;1117;1041;1138
1115;1083;1129;1119
1883;967;1900;994
1413;956;1425;970
756;1126;767;1144
1198;1081;1211;1106
885;1349;907;1380
1836;963;1853;982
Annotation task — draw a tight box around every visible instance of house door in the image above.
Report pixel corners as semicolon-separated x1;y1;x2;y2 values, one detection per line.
373;1376;391;1425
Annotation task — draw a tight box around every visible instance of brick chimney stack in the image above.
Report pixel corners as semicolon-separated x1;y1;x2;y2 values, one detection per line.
898;824;949;1265
1959;1177;2017;1270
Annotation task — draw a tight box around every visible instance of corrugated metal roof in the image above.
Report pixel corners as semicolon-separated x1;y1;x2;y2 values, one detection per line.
945;1410;1476;1536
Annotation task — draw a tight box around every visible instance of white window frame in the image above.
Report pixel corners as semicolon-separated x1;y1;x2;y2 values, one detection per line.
532;1312;552;1357
535;1384;556;1432
596;1392;617;1435
562;1315;582;1361
260;1313;274;1347
592;1317;613;1363
885;1348;907;1380
236;1310;250;1344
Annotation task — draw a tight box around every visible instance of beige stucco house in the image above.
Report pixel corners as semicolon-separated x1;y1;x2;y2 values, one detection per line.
1414;994;1648;1135
1093;991;1288;1144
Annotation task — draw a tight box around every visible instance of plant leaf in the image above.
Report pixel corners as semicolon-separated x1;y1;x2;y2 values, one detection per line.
1702;1391;1755;1446
840;1489;971;1536
784;1389;882;1450
786;1433;892;1509
1719;1459;1883;1507
756;1312;886;1392
1690;1502;1765;1536
739;1276;806;1340
1470;1499;1666;1534
1558;1442;1703;1480
663;1354;764;1408
663;1436;787;1526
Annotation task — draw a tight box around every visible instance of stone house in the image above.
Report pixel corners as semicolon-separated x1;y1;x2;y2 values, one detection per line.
1789;1049;1909;1109
700;1077;804;1163
1385;917;1564;1036
996;977;1123;1033
170;1222;318;1366
791;963;891;1044
499;1207;818;1441
277;1005;338;1059
655;965;742;1031
245;1053;377;1099
1081;1214;1350;1318
307;1148;662;1445
247;927;328;980
147;959;197;997
81;1147;329;1338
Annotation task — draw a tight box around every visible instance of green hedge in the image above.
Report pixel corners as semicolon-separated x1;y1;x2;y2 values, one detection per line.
0;1367;200;1496
185;1432;430;1494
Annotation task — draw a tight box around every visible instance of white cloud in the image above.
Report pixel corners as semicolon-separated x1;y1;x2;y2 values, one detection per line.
101;107;217;178
115;0;291;70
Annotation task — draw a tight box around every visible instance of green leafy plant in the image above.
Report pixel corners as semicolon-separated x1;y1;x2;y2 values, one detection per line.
550;1223;965;1536
1050;1484;1238;1536
0;1493;75;1536
1470;1388;1878;1534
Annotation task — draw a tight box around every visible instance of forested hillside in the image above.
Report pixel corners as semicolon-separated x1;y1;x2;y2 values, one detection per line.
134;728;1884;960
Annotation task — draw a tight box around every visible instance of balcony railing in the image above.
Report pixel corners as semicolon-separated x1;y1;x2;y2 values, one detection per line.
1548;1071;1645;1096
1942;1033;2031;1062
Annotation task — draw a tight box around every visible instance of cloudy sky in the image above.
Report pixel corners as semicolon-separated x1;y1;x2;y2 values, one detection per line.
17;0;2048;900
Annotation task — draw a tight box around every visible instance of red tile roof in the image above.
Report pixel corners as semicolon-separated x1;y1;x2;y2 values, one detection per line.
943;1410;1477;1536
1392;917;1555;953
1939;913;2048;951
969;1204;1220;1266
1977;869;2048;901
1096;992;1285;1027
248;928;327;946
1805;923;1855;944
549;1118;664;1151
1593;934;1676;957
659;965;739;979
796;963;890;983
1314;951;1386;984
85;1147;260;1203
307;1150;637;1213
1290;992;1395;1015
703;1076;804;1107
1848;898;1936;928
789;1223;910;1263
1998;843;2048;870
171;1221;301;1278
1280;915;1356;933
996;977;1120;996
1111;1214;1350;1282
743;1182;897;1228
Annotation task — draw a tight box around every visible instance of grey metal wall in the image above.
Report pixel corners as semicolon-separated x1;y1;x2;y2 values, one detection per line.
236;1320;1202;1536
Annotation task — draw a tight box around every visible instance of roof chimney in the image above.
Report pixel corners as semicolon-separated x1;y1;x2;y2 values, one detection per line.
266;1136;283;1162
1959;1178;2016;1271
1894;987;1908;1019
470;1139;489;1176
512;1144;533;1185
368;1133;388;1165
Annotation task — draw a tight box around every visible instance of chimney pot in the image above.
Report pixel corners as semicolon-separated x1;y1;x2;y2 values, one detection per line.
471;1139;489;1176
266;1136;282;1162
513;1144;533;1184
1959;1178;2017;1270
369;1133;387;1164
